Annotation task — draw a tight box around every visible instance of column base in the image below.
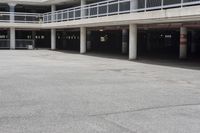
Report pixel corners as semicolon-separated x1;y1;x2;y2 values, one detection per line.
179;45;187;59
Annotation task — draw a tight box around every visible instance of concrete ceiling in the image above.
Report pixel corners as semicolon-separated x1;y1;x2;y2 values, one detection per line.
0;0;97;5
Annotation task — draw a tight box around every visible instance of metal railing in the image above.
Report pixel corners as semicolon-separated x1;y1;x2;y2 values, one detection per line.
0;12;42;23
43;0;200;23
0;39;10;48
16;39;35;49
0;0;200;23
0;39;35;49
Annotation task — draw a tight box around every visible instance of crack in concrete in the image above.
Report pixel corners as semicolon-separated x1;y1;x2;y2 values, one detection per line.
88;103;200;117
98;116;137;133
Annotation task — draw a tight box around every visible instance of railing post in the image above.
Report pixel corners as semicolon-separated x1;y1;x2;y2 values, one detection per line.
61;11;63;21
130;0;138;12
25;15;27;23
145;0;147;12
88;6;90;18
8;3;16;23
73;9;75;20
118;0;120;15
67;10;69;21
81;0;86;19
181;0;184;8
161;0;164;10
51;5;56;22
97;3;99;17
107;1;109;16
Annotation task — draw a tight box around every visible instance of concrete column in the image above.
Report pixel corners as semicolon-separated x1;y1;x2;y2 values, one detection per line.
122;29;128;54
130;0;138;11
10;27;15;49
51;5;56;22
191;31;196;54
8;3;16;23
180;26;187;59
129;24;137;60
80;27;86;54
81;0;86;18
87;30;92;51
51;29;56;50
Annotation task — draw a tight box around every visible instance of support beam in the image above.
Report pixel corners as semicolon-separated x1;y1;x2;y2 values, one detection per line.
180;26;187;59
80;27;86;54
129;24;137;60
51;29;56;50
122;29;128;54
10;27;15;49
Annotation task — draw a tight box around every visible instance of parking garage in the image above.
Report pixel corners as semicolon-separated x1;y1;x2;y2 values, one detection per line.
0;0;200;62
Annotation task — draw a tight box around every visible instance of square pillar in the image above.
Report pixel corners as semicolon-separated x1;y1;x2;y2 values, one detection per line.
180;27;187;59
80;27;86;54
129;24;137;60
10;27;15;49
51;29;56;50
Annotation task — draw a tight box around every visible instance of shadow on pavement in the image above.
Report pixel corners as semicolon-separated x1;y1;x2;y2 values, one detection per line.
56;50;200;71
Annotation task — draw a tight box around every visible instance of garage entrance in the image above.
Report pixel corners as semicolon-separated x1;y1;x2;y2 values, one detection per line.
138;29;180;59
87;26;129;57
56;29;80;51
34;30;51;49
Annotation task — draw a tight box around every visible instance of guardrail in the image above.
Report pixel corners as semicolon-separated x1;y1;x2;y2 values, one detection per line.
0;0;200;23
0;39;10;48
43;0;200;23
0;12;42;23
16;39;35;49
0;39;35;49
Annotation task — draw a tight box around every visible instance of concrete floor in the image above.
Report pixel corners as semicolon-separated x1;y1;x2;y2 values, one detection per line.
0;50;200;133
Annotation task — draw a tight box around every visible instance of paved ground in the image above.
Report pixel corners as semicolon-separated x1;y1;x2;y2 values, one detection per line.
0;50;200;133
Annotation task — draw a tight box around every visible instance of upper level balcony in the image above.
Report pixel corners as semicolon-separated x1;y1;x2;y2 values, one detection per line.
0;0;200;24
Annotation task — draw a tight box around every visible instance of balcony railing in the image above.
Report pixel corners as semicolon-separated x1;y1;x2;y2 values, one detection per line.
0;12;42;23
0;0;200;24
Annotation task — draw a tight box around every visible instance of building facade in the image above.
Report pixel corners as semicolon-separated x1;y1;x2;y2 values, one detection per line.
0;0;200;59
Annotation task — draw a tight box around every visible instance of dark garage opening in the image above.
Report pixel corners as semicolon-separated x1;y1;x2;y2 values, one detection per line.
56;30;80;51
89;29;123;54
34;30;51;49
138;29;180;59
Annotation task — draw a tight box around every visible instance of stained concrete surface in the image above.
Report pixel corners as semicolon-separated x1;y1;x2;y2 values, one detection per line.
0;50;200;133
